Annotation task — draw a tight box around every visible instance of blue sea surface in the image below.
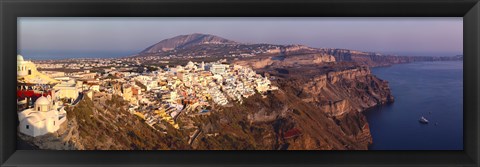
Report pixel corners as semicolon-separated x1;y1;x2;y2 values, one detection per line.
380;51;462;57
19;50;138;60
366;61;463;150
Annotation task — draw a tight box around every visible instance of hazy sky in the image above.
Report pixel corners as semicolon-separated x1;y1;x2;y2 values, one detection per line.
18;17;463;55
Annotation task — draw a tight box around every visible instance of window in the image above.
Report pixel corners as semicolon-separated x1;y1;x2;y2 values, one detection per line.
28;70;32;75
53;121;55;126
37;107;40;111
26;125;29;129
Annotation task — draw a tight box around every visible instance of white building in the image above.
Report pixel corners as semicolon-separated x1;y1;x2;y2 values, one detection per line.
18;96;67;137
17;55;59;85
53;79;80;102
210;64;229;75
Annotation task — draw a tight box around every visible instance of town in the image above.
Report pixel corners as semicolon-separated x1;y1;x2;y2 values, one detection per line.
16;54;278;137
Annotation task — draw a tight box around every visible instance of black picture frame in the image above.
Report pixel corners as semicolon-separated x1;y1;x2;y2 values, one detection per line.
1;0;479;166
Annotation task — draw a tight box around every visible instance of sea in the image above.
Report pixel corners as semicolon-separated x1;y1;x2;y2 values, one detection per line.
365;61;463;150
19;50;138;60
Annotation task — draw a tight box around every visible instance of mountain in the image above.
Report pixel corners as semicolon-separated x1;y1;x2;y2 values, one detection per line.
134;33;462;68
140;33;238;54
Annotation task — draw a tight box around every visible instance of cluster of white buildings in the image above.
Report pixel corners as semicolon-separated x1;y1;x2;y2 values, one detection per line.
18;53;279;135
17;55;71;137
106;60;277;107
17;55;107;138
95;60;277;131
156;61;277;107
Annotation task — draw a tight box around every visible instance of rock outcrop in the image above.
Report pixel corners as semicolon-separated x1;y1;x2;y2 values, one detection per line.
305;67;393;116
235;57;275;69
283;44;316;53
235;53;335;69
271;66;393;148
318;48;463;67
190;90;373;150
280;54;336;66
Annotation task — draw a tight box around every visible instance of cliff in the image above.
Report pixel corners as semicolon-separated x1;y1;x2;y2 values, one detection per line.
234;53;336;69
269;65;392;147
298;66;394;116
318;48;462;67
189;90;373;150
280;54;336;66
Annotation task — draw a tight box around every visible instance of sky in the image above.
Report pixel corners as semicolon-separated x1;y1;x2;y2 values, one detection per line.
18;17;463;58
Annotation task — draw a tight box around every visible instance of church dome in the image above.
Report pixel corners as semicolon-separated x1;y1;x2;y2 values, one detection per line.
35;96;50;106
17;55;24;62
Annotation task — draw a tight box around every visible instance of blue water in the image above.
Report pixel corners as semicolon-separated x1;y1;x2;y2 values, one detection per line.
365;61;463;150
379;51;462;57
19;50;138;60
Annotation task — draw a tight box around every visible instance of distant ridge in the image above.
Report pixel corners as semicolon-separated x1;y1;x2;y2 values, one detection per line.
140;33;238;54
135;33;462;66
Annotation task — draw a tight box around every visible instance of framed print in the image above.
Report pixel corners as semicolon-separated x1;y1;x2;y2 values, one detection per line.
1;0;479;166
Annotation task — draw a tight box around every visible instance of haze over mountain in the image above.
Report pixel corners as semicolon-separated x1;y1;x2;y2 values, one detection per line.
140;33;238;54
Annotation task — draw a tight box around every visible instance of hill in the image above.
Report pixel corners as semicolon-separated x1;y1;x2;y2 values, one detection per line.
140;33;238;54
134;33;461;67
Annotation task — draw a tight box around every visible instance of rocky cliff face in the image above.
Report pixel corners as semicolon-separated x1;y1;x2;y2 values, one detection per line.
318;48;462;67
281;54;336;66
283;44;316;53
236;57;275;69
190;89;373;150
298;66;393;116
234;53;335;69
275;66;392;145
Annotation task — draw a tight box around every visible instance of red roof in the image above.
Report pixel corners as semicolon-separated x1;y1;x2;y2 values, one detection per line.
17;90;52;99
284;128;302;139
